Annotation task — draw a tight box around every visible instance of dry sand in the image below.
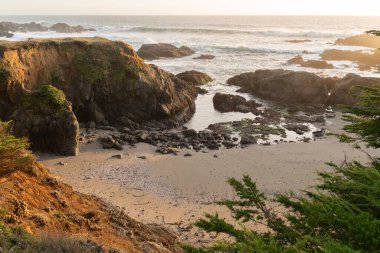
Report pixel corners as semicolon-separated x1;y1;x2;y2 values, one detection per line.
38;116;378;243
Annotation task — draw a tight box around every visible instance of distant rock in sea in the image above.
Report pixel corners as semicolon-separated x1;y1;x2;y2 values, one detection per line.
50;23;96;33
193;54;215;60
285;39;312;43
321;49;380;71
0;21;96;38
287;56;334;69
335;34;380;48
137;43;195;60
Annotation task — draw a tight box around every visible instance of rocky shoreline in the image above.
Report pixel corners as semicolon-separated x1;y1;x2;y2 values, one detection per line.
1;35;380;157
0;21;95;38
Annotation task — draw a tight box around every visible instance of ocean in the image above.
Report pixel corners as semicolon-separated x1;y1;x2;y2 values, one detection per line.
1;15;380;131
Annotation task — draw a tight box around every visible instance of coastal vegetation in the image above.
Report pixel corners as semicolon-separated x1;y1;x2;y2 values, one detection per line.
185;86;380;252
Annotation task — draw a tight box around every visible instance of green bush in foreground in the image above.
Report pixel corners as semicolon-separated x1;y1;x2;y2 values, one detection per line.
185;86;380;253
0;224;106;253
0;121;35;177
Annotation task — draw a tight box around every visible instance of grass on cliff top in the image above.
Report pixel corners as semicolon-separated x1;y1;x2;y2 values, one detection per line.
0;121;35;177
25;85;68;114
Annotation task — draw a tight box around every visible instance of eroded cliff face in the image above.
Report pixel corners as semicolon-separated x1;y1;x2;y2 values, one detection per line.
0;38;197;155
0;38;197;127
0;163;181;252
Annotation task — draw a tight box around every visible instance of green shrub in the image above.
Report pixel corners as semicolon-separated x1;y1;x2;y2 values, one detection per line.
186;86;380;252
0;121;35;177
22;85;68;114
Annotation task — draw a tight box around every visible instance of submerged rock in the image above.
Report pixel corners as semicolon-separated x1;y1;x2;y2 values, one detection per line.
193;54;215;60
287;56;334;69
285;39;312;43
137;43;195;60
176;70;213;86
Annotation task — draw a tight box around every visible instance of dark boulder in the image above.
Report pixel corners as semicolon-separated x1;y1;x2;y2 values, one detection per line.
213;93;262;114
328;74;380;105
228;69;335;105
240;134;257;145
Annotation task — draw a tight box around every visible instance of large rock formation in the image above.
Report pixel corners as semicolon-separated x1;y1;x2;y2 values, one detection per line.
9;85;79;156
228;69;335;105
227;69;380;106
335;34;380;48
0;38;197;154
176;70;213;86
328;74;380;105
321;49;380;71
137;43;195;60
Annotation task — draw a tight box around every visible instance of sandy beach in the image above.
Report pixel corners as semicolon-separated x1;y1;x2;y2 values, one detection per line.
38;116;379;243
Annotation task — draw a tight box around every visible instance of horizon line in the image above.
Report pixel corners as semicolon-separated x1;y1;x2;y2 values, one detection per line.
1;14;380;17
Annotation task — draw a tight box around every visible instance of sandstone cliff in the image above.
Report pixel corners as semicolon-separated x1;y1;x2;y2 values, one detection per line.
0;38;197;154
0;124;180;252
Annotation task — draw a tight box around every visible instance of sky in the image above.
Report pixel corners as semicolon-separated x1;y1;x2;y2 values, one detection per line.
0;0;378;16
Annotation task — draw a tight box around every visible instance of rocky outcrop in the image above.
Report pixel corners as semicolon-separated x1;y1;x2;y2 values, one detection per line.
0;23;14;38
0;38;198;154
50;23;96;33
193;54;215;60
9;85;79;156
328;74;380;105
228;69;380;106
213;93;262;114
228;69;335;105
335;34;380;48
176;70;213;86
288;56;334;69
137;43;195;60
321;49;380;71
0;162;180;252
